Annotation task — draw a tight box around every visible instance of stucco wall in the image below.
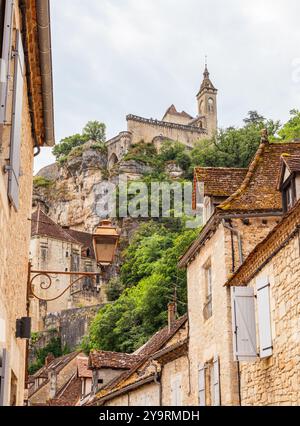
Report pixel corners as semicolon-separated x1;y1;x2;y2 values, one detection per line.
239;235;300;406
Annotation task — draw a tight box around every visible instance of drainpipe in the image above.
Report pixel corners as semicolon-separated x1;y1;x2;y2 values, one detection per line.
150;359;162;406
222;219;244;266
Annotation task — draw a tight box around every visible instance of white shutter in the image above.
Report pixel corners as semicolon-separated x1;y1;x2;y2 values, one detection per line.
0;0;14;123
212;355;220;406
198;364;205;406
0;348;10;406
170;374;182;406
256;276;273;358
8;29;24;210
231;287;257;361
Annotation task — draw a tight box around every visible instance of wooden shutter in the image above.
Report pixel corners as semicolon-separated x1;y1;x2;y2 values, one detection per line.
198;364;205;406
8;29;24;210
0;348;10;406
256;276;273;358
231;287;257;361
171;374;182;406
0;0;13;123
212;355;220;406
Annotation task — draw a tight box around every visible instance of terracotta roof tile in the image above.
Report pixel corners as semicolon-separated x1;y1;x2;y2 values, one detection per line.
89;351;142;370
77;356;93;378
218;142;300;213
31;209;80;245
194;167;247;197
49;374;81;406
226;199;300;287
98;314;188;393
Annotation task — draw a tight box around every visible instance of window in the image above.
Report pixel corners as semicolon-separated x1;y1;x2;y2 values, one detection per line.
283;180;296;212
203;261;212;320
198;356;220;406
208;98;214;113
231;277;273;362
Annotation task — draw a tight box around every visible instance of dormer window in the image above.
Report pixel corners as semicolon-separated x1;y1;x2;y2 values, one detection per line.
277;155;300;213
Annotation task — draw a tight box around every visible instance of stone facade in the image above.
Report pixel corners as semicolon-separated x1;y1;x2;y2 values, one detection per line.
44;305;102;351
0;0;54;406
106;67;218;168
239;240;300;406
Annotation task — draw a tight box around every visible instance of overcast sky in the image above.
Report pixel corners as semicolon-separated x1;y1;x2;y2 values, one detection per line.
34;0;300;173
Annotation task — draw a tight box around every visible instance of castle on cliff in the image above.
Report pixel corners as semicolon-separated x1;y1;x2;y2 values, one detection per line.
107;65;218;169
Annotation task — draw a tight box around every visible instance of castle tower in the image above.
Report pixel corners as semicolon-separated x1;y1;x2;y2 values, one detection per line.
197;64;218;137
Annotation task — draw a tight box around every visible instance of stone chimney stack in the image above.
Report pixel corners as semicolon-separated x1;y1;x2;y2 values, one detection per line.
168;302;176;332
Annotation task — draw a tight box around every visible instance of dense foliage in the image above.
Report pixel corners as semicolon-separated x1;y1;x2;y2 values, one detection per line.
80;110;300;354
28;335;69;375
52;120;106;163
82;222;198;353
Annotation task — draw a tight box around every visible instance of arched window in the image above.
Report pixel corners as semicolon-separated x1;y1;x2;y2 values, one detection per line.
208;98;214;113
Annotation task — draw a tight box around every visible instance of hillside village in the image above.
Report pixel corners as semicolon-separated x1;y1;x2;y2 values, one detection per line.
0;0;300;409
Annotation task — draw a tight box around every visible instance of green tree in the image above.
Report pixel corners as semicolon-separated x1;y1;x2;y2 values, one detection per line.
278;109;300;140
52;121;106;162
83;120;106;143
83;223;198;353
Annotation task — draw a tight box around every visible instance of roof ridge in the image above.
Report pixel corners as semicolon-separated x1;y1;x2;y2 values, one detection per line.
218;141;267;211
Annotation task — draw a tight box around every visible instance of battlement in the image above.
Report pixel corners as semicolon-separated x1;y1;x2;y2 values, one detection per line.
126;114;207;134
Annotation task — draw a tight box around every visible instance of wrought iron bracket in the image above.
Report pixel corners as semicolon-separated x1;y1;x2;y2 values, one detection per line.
27;263;101;302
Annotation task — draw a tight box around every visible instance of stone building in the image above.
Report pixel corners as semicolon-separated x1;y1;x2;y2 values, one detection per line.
225;161;300;405
29;208;105;331
178;137;300;405
89;305;189;407
28;351;80;406
0;0;54;406
107;65;218;169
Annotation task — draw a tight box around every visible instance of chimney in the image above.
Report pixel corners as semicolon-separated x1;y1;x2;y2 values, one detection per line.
45;353;55;367
168;302;176;332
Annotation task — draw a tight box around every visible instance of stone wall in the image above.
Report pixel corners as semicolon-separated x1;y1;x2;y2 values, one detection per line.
105;382;160;407
186;216;279;406
44;305;103;350
239;235;300;406
127;115;206;148
0;4;35;405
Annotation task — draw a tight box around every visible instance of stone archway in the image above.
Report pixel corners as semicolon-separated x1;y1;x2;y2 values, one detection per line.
108;153;119;169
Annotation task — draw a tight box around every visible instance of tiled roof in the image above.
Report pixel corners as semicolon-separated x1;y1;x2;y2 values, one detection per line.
29;352;80;397
89;351;142;370
225;199;300;287
34;353;79;380
194;167;247;197
77;356;93;378
218;141;300;213
31;209;80;245
96;314;188;394
163;104;193;120
66;228;95;259
49;374;81;406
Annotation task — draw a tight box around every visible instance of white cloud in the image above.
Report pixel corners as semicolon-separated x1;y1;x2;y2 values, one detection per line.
35;0;300;172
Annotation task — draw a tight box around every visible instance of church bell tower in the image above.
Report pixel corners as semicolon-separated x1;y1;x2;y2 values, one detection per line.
197;63;218;137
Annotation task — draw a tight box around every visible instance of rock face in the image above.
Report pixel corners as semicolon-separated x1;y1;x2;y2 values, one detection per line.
34;142;108;231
